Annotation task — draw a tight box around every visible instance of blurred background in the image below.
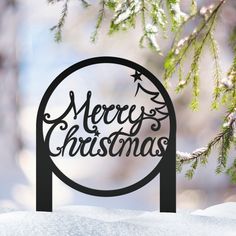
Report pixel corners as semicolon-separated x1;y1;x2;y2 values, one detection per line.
0;0;235;211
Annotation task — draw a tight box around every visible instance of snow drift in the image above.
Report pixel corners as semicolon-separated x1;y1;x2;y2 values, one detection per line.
0;203;235;235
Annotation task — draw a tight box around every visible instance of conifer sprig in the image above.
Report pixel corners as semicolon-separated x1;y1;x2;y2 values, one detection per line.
177;113;235;180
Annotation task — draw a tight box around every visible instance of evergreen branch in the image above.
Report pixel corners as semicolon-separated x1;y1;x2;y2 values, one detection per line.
50;0;90;42
170;0;198;49
227;159;236;183
178;119;235;164
139;0;147;45
166;0;189;30
51;0;70;42
216;122;234;173
141;0;146;31
164;0;224;82
108;0;141;35
91;0;105;42
149;0;167;34
170;12;197;49
209;31;222;109
177;114;236;179
139;0;162;54
80;0;90;8
48;0;64;4
173;7;218;109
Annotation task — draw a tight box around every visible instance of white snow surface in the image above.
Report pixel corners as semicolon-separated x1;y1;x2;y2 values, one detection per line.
0;203;236;235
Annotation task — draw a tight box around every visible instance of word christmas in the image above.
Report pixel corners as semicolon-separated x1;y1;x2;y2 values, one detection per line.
44;77;169;158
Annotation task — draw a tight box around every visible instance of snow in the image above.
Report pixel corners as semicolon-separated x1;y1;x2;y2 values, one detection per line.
193;202;236;220
0;203;235;235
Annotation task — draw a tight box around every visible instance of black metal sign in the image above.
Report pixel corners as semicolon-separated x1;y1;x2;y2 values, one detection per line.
36;57;176;212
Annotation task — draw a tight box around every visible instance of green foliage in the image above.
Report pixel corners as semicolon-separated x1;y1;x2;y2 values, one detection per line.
210;31;221;110
91;0;105;42
177;118;236;180
165;1;221;110
50;0;90;42
216;124;234;174
185;158;198;179
150;1;167;33
166;0;188;30
227;159;236;184
50;0;69;42
49;0;236;184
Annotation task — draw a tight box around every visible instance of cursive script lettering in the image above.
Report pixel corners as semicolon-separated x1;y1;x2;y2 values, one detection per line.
44;90;168;158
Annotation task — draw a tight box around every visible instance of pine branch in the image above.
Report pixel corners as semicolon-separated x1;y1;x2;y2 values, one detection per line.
80;0;90;8
50;0;70;42
164;0;224;83
166;0;189;30
50;0;90;42
91;0;105;42
139;0;162;54
177;114;236;179
210;31;222;109
227;159;236;184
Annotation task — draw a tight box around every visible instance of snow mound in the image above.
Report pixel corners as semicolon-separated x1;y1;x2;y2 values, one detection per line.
0;203;235;236
193;202;236;220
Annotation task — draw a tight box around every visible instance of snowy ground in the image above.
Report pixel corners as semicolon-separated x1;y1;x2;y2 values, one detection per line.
0;203;235;235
